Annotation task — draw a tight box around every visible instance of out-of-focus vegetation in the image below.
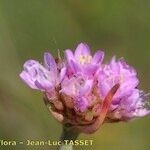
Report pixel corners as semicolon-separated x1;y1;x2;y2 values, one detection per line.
0;0;150;150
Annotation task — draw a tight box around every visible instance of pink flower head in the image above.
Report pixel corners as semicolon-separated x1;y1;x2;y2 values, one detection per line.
20;43;150;134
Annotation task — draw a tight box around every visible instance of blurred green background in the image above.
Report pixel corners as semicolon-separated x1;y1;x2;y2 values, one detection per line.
0;0;150;150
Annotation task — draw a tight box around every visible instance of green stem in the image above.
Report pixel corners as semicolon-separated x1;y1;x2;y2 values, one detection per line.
57;124;80;150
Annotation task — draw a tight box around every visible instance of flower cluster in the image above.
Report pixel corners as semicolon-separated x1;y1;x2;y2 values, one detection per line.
20;43;150;133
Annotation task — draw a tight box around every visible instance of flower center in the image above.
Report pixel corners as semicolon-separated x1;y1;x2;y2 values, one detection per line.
78;55;92;64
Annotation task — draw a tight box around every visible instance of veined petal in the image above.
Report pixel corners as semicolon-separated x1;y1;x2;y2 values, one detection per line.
69;60;81;73
20;59;54;91
35;80;53;90
79;79;93;96
83;64;98;76
65;49;75;62
60;67;66;81
74;43;91;59
92;50;104;64
20;71;38;89
44;52;57;74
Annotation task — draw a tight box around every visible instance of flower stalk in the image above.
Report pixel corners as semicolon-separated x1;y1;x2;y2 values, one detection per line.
57;124;80;150
60;124;80;142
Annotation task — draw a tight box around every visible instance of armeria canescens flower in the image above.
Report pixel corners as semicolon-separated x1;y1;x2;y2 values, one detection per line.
65;43;104;77
20;53;66;100
20;43;150;134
